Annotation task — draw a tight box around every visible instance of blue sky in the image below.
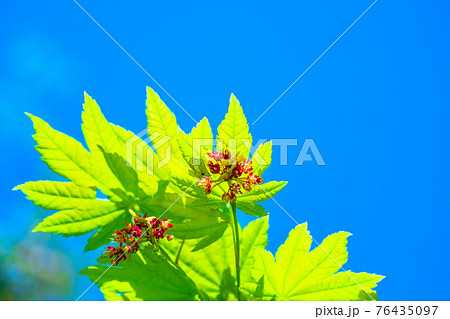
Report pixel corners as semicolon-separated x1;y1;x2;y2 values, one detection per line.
1;1;449;300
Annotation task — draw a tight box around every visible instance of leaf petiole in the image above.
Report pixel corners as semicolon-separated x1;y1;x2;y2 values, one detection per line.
228;200;241;301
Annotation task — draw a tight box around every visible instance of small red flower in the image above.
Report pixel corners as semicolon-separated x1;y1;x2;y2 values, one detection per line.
105;214;175;265
161;218;173;230
207;150;223;161
197;149;264;202
232;166;243;178
198;176;211;188
208;161;221;174
230;183;242;195
106;246;116;258
198;177;212;194
240;159;253;173
247;172;263;185
222;192;231;202
242;182;252;191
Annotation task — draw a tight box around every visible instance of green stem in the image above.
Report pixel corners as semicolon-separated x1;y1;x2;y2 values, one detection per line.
175;239;185;265
229;201;241;301
148;225;160;252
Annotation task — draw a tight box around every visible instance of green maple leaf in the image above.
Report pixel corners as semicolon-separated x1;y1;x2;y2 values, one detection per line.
251;141;272;177
84;212;131;252
98;147;146;201
159;216;268;300
18;91;229;252
237;181;287;203
177;117;213;177
107;122;176;194
80;245;199;301
174;93;286;212
217;94;252;159
146;87;184;163
139;193;230;250
25;113;98;188
82;92;124;155
239;216;269;284
26;113;131;202
16;113;138;249
235;202;268;217
14;181;97;210
18;87;385;301
244;223;384;301
14;180;132;250
32;200;126;236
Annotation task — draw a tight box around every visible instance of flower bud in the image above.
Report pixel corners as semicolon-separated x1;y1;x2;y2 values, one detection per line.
222;192;231;202
242;182;252;191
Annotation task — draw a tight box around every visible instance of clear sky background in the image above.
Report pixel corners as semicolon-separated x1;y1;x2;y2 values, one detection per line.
1;0;449;300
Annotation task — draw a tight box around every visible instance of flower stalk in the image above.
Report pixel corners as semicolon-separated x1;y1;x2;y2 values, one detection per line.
229;200;241;301
175;239;185;265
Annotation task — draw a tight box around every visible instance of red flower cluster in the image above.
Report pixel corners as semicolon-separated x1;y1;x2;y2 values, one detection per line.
106;214;174;265
197;149;263;202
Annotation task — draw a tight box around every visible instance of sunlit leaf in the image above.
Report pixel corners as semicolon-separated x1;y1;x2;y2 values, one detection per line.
177;117;213;173
14;181;96;210
146;87;184;162
27;113;97;188
80;245;199;300
236;202;268;217
84;212;131;252
159;217;268;300
139;193;230;249
33;200;126;237
238;181;287;203
81;92;123;155
251;141;272;177
217;94;252;159
248;223;384;300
